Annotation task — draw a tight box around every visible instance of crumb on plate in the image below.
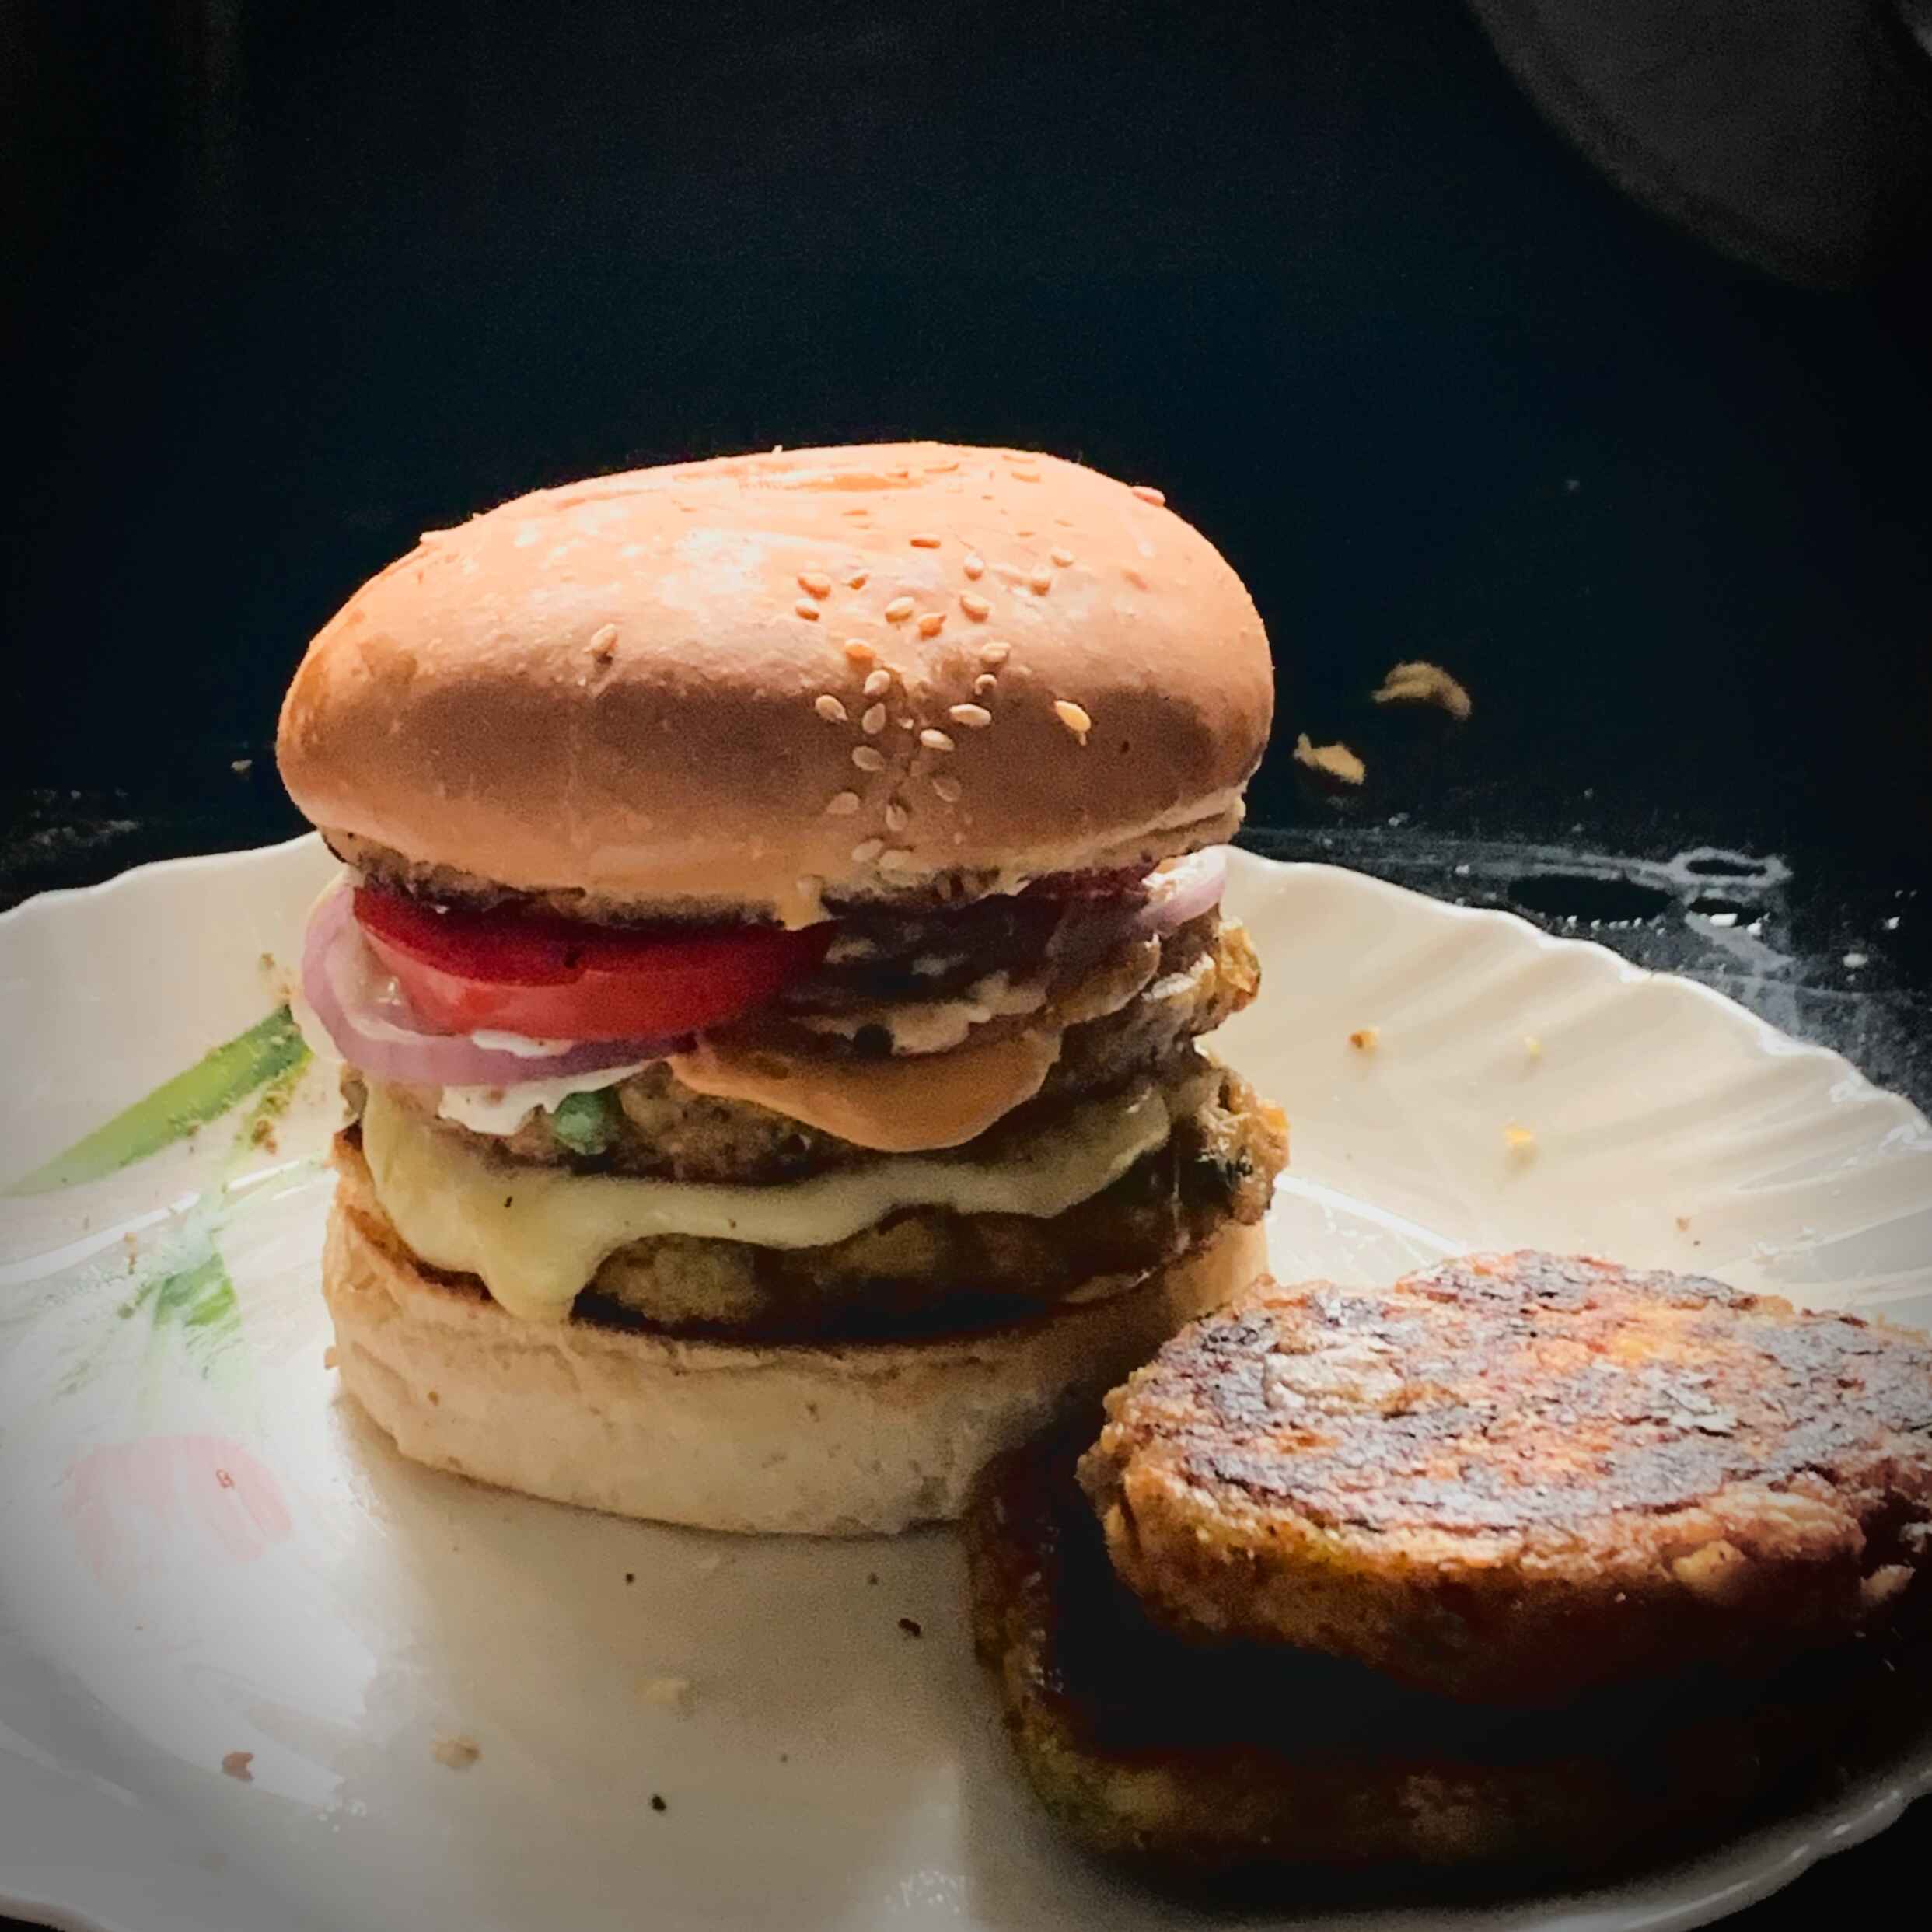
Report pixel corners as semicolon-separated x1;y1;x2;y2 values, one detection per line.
640;1675;695;1713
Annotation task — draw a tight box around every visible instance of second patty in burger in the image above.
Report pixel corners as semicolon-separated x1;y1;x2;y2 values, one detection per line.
278;441;1287;1534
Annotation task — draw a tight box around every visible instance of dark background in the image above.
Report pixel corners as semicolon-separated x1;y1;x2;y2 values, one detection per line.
4;2;1931;1927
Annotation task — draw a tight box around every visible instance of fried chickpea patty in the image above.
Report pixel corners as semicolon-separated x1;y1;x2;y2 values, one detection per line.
967;1429;1932;1876
382;913;1259;1185
580;1063;1282;1339
1080;1252;1932;1705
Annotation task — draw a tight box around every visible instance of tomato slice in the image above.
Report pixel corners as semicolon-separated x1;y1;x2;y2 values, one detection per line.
352;887;831;1041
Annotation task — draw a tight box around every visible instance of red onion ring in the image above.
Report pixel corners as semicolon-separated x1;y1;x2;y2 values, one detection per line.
301;889;680;1087
1043;847;1226;969
1130;847;1228;937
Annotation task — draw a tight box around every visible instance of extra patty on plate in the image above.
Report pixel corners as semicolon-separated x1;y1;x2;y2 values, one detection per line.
1081;1252;1932;1705
966;1252;1932;1877
967;1420;1932;1876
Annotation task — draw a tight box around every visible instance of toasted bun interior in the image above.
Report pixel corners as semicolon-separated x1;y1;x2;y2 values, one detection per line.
277;443;1273;922
322;1197;1268;1536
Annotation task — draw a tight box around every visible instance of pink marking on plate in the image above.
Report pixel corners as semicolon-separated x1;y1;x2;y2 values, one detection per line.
65;1436;292;1592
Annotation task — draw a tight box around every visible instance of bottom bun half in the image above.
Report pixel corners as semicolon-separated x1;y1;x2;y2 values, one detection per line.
322;1195;1266;1537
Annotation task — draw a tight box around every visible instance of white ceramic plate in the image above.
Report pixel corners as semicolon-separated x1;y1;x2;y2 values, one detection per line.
2;837;1928;1932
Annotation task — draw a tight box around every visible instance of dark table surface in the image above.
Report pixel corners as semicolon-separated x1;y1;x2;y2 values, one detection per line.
5;0;1930;1926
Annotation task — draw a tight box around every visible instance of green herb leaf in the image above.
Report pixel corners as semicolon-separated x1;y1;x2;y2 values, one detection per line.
548;1088;617;1156
5;1007;310;1197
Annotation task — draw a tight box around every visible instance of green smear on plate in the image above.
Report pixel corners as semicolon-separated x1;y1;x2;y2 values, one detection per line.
62;1221;243;1396
5;1007;310;1197
148;1244;242;1357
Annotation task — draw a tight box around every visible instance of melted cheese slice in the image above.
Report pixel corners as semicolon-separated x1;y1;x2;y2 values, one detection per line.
360;1081;1174;1324
666;1031;1060;1152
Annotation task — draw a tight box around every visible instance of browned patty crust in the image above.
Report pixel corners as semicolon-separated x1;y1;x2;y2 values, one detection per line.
335;1064;1287;1343
966;1429;1932;1876
1080;1253;1932;1706
377;913;1259;1184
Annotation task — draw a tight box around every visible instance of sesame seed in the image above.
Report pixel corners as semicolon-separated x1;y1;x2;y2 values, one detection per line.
884;596;915;622
980;641;1011;667
587;623;618;662
814;695;848;724
1011;466;1041;482
798;571;833;599
795;600;821;620
885;802;910;833
852;746;886;772
1130;484;1165;505
1029;571;1052;594
842;507;869;519
920;728;956;753
1054;700;1092;739
917;612;945;637
959;592;990;620
931;774;963;804
851;839;884;864
861;703;887;735
949;703;992;729
974;673;997;696
844;639;876;666
909;533;942;549
963;552;986;579
879;850;918;875
1050;547;1074;567
824;791;861;816
863;668;892;697
898;716;916;729
847;570;869;589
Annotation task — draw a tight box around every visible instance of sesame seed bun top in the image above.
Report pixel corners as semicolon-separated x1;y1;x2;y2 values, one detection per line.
276;442;1274;924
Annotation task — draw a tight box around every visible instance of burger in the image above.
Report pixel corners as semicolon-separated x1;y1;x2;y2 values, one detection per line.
277;441;1286;1534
